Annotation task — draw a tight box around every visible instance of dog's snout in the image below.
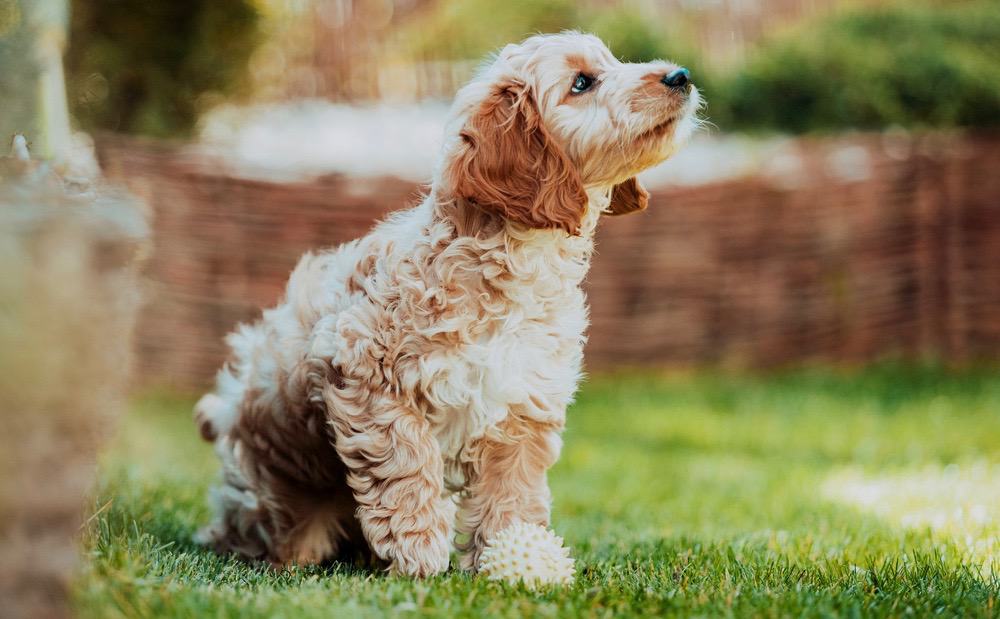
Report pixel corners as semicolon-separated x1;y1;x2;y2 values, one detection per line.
661;67;690;90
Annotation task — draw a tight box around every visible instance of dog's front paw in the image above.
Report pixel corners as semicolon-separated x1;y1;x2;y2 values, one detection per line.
458;551;479;573
386;529;451;577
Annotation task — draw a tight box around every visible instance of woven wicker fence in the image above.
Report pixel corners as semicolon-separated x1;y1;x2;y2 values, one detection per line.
96;132;1000;390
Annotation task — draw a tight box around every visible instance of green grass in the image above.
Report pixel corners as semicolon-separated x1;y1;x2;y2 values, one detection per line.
76;365;1000;617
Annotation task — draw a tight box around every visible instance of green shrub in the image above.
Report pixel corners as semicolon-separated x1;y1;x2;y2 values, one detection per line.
400;0;576;61
584;9;672;63
710;1;1000;133
399;0;694;65
66;0;259;138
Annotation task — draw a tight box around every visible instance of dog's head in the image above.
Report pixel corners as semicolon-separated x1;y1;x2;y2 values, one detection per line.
441;32;702;235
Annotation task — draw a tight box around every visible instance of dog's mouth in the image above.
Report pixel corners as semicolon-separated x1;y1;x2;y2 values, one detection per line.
637;92;701;150
648;117;676;138
633;115;677;146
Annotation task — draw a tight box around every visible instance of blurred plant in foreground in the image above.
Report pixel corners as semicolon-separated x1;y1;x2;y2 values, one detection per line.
0;151;148;618
2;3;149;615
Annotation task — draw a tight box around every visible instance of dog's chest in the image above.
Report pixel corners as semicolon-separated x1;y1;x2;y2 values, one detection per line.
423;284;588;491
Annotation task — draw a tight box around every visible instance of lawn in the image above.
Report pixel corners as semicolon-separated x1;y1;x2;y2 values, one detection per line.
75;365;1000;617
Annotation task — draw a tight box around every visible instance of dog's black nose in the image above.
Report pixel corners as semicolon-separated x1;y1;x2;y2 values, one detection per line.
662;67;690;90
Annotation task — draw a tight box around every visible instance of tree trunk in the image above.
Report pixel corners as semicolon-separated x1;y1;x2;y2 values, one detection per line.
0;0;72;160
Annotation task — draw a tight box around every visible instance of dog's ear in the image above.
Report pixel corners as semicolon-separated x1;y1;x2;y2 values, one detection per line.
606;176;649;216
446;80;586;235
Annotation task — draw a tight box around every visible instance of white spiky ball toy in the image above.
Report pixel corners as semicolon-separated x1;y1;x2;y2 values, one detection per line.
478;522;575;589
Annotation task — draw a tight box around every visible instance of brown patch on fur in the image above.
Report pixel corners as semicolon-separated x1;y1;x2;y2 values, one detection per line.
630;72;689;116
629;80;663;113
607;176;649;216
196;418;217;442
565;53;589;74
328;364;347;390
446;81;587;235
194;393;223;441
203;380;367;566
346;252;378;296
346;275;363;295
437;196;504;238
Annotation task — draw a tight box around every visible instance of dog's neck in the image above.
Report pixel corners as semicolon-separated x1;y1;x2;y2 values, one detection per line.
430;187;609;284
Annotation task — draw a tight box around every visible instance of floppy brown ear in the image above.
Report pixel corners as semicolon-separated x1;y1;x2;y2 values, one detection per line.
446;80;587;235
606;176;649;216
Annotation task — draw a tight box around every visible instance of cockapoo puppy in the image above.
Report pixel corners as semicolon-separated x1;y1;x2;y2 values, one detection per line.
195;31;701;576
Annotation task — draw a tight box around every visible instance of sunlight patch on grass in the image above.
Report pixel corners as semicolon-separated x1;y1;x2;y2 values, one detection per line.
822;462;1000;573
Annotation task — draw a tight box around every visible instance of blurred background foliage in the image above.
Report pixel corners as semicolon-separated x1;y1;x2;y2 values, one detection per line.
395;0;684;64
66;0;260;137
712;1;1000;133
64;0;1000;137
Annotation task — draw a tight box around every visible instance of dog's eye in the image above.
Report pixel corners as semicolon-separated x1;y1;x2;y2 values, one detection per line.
571;73;594;94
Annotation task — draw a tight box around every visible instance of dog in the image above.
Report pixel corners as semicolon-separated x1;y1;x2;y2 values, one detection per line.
194;31;701;577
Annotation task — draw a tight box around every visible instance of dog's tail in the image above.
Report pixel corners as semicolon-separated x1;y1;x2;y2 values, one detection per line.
194;348;249;442
194;379;241;442
194;393;227;442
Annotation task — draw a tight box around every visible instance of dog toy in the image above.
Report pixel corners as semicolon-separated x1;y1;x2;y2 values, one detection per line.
478;521;575;589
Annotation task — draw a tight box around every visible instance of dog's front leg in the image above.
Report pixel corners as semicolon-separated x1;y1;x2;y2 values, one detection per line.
456;415;563;571
327;389;451;577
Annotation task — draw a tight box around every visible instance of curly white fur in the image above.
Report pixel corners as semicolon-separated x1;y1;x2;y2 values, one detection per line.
194;32;701;576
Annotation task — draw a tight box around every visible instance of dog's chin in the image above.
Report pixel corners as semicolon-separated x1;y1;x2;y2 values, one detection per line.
632;87;702;166
672;87;702;147
650;89;702;162
596;89;702;185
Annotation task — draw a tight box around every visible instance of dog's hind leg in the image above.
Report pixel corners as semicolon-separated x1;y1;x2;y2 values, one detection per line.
193;434;272;559
268;491;366;567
